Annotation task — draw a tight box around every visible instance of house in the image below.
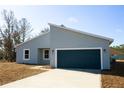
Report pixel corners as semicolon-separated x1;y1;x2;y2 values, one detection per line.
16;23;113;70
110;48;123;56
110;48;124;60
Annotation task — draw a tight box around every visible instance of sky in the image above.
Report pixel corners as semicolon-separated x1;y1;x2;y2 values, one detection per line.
0;5;123;46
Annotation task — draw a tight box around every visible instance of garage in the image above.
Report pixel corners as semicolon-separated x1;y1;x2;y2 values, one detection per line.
56;48;101;69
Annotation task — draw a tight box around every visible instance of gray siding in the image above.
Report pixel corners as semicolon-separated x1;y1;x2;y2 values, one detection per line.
49;25;110;69
16;33;50;64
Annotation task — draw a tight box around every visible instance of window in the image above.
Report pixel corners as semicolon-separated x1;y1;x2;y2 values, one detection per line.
43;49;49;60
23;49;30;60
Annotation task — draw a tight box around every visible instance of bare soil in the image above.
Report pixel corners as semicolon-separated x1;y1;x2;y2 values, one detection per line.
0;62;49;85
101;60;124;88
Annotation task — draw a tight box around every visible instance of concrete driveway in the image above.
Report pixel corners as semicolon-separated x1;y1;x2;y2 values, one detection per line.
1;69;101;88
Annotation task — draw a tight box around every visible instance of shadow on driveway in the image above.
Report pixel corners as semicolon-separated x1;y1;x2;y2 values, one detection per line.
58;61;124;77
58;68;101;74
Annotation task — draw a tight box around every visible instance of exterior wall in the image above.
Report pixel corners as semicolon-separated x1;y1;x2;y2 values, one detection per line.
37;48;50;65
49;25;111;69
16;33;50;64
16;24;112;70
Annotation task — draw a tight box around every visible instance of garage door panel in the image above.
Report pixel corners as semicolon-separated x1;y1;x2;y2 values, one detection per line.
57;49;101;69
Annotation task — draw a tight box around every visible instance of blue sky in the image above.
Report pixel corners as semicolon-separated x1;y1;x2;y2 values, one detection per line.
0;5;123;46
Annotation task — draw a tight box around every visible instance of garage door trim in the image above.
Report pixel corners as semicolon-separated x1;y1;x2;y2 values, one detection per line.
55;47;103;70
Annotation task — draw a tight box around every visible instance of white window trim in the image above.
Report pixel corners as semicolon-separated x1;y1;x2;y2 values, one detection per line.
43;49;50;60
55;47;103;70
23;49;30;60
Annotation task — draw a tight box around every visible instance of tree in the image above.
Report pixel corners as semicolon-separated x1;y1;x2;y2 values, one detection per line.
111;44;124;54
0;10;33;61
19;18;33;42
12;22;21;45
0;10;17;61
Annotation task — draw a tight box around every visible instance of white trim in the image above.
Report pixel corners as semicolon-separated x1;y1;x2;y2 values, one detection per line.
23;49;30;60
48;23;113;43
43;49;50;60
101;48;103;70
55;47;103;70
55;49;57;68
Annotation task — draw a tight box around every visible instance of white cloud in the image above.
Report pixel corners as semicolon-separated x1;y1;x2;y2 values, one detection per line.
67;17;79;23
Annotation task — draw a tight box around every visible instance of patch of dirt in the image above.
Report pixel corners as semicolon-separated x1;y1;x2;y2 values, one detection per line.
29;65;52;70
0;62;48;85
102;61;124;88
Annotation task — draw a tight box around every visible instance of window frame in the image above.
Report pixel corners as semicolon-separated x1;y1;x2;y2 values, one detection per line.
43;49;50;60
23;49;30;60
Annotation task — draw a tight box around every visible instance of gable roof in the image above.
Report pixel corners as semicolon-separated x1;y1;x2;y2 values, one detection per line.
16;23;114;47
16;31;49;47
48;23;114;44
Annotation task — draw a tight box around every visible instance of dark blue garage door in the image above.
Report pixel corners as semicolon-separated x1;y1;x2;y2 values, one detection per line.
57;49;101;69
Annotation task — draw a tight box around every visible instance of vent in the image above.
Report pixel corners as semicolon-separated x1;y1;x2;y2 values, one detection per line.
60;24;65;27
